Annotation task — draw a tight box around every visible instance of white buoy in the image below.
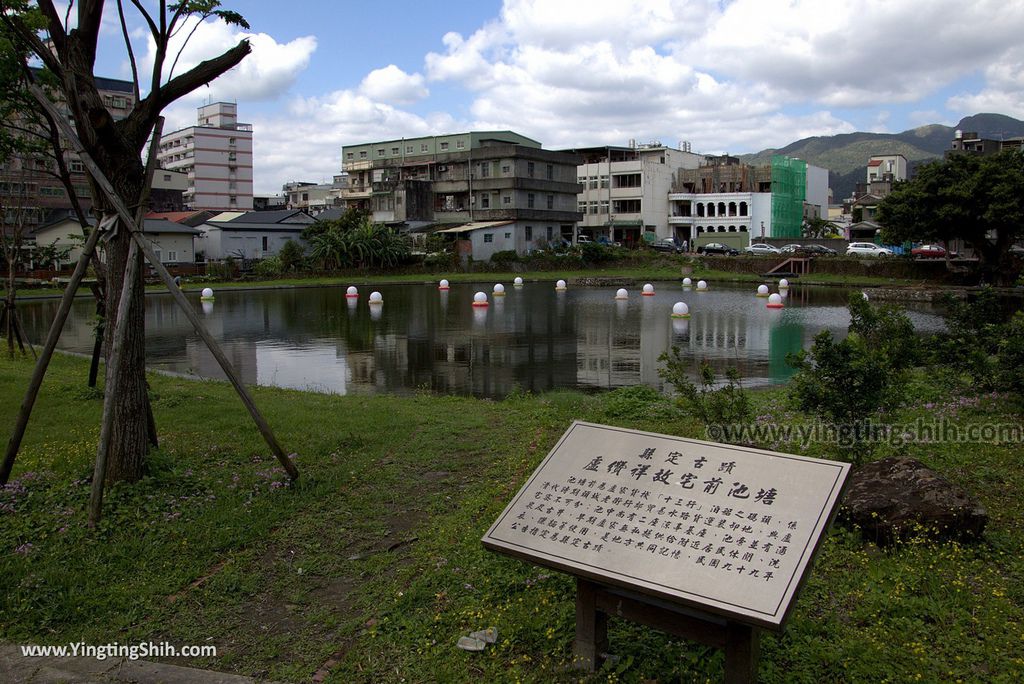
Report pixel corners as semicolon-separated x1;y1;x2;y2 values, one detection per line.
767;293;784;309
438;279;450;290
555;279;567;291
696;280;708;291
472;291;489;307
779;278;790;289
345;285;358;298
201;300;214;315
756;284;770;297
514;276;524;286
369;291;383;304
614;288;628;300
200;287;215;301
642;283;655;296
682;277;692;287
671;301;690;319
493;283;506;296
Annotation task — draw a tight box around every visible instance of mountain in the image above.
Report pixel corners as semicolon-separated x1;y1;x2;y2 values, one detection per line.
738;113;1024;202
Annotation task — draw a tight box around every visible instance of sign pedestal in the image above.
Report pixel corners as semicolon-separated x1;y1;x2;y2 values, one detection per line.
573;578;760;683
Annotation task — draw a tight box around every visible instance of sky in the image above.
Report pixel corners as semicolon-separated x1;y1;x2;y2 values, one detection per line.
69;0;1024;194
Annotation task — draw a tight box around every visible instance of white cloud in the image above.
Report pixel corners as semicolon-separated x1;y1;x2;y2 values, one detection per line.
947;44;1024;120
359;65;428;105
139;16;316;103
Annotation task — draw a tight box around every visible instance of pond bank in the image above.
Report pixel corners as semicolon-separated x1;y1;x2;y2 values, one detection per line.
1;352;1022;682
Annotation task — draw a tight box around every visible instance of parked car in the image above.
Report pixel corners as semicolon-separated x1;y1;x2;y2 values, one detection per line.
744;242;782;255
697;242;740;256
779;243;803;253
576;235;592;244
911;243;956;259
846;242;893;257
783;243;838;257
650;238;682;253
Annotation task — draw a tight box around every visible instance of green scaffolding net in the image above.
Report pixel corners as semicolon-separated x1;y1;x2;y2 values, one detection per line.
770;156;807;239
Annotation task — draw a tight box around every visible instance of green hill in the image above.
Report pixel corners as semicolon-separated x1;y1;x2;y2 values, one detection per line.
738;113;1024;201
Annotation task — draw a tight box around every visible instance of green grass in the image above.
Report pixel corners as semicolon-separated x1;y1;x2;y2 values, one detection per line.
10;263;934;300
2;354;1022;682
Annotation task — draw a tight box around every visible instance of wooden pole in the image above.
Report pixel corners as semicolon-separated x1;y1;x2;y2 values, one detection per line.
25;83;298;483
88;235;140;524
0;222;104;484
130;230;299;480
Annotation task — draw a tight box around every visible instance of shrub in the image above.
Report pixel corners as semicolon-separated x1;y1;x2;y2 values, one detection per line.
787;295;915;464
489;250;519;266
579;241;615;263
278;239;305;272
658;348;752;438
254;256;283;278
924;288;1006;390
998;311;1024;400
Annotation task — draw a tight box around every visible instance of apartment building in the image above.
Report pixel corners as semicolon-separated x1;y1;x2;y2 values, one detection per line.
340;131;582;259
283;175;348;215
669;155;829;249
1;72;135;232
156;103;253;211
567;142;703;246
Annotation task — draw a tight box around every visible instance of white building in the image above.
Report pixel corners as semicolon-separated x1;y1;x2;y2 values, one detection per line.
156;103;253;211
867;154;908;183
30;217;199;266
569;143;704;246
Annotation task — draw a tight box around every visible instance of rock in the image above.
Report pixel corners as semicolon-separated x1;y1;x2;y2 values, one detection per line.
839;457;987;544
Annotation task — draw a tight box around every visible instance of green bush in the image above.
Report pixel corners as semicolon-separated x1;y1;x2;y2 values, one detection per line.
658;348;752;438
423;251;457;270
999;311;1024;399
579;241;615;263
489;250;519;266
206;259;236;280
253;256;283;278
924;288;1006;389
787;295;915;464
278;239;305;272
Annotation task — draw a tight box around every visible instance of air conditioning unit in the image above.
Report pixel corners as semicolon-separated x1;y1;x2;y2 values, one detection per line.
438;164;448;172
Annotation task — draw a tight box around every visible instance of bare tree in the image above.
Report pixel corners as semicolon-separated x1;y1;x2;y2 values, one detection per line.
2;0;252;483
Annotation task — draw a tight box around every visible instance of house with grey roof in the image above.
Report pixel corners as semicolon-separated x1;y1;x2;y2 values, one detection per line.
30;216;201;267
195;209;313;260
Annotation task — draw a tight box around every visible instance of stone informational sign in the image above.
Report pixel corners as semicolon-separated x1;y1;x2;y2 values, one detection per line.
483;421;851;630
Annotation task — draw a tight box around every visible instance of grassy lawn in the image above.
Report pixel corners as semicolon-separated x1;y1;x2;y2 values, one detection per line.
2;354;1022;682
10;262;933;300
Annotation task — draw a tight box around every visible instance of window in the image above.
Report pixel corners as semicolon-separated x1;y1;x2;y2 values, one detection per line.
163;174;172;181
600;176;609;189
612;199;642;213
527;162;535;177
599;200;609;214
578;201;587;212
588;177;598;189
546;164;553;180
525;226;533;240
262;237;268;251
546;194;554;209
505;232;511;239
527;193;535;208
70;160;84;173
589;201;598;214
421;143;429;152
229;137;236;145
392;147;400;155
483;233;493;243
346;152;354;160
406;145;414;153
166;250;177;262
440;142;449;150
377;148;385;157
480;162;490;178
502;164;511;174
480;194;490;208
546;226;553;241
503;195;511;205
613;173;641;188
302;193;309;201
360;151;367;159
456;140;465;149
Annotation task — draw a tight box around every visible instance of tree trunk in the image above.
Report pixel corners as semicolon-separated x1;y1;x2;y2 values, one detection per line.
98;176;150;482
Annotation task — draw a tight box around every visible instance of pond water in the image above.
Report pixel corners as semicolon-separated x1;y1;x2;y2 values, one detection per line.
19;281;946;399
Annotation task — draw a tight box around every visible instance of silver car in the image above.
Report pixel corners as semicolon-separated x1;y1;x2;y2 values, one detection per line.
846;242;893;257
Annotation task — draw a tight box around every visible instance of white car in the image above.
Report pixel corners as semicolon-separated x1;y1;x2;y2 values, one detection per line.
744;243;782;255
846;242;893;257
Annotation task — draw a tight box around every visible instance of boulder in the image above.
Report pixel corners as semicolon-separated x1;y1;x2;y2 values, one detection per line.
839;457;987;544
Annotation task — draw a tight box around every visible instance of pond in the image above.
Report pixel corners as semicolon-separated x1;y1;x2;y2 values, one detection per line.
19;281;946;399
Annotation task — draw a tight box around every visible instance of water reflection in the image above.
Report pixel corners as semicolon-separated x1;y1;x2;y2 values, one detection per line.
19;282;946;399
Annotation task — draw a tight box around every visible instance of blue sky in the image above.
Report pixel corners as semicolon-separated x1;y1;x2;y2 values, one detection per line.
79;0;1024;193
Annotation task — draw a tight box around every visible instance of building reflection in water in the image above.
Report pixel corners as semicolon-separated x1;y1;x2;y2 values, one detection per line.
19;282;945;399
